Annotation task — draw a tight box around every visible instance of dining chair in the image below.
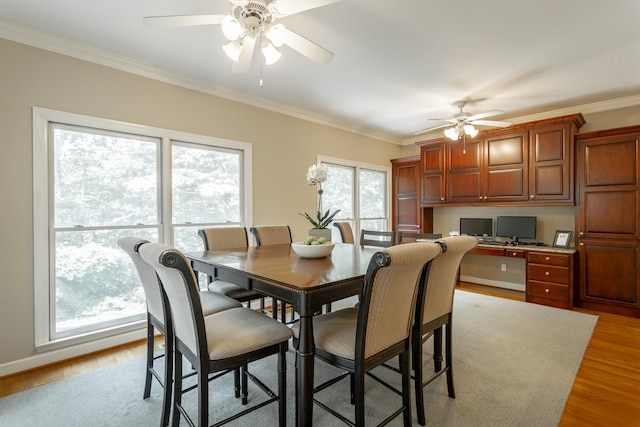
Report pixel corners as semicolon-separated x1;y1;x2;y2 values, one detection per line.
334;222;355;244
198;227;267;312
398;231;442;244
412;235;478;426
291;242;443;426
139;242;293;427
360;229;397;248
249;225;295;322
118;237;242;427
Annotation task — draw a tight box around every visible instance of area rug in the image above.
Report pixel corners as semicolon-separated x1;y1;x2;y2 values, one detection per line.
0;290;598;426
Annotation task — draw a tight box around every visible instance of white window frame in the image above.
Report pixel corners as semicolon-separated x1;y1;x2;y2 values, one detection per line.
33;107;252;352
318;155;391;242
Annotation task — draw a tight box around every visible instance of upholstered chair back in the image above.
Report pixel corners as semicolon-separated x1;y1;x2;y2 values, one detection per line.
334;222;355;244
250;225;292;246
198;227;248;251
421;236;478;325
358;242;442;359
118;237;164;322
140;243;203;357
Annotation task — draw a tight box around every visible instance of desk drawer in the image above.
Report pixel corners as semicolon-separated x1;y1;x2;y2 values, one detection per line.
506;249;525;259
527;280;569;302
528;252;570;267
527;264;569;284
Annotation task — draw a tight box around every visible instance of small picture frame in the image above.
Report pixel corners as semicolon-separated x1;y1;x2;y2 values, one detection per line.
553;230;573;248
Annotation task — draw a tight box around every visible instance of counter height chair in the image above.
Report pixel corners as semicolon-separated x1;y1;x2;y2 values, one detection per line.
118;237;241;427
360;229;396;248
413;236;477;426
198;227;267;313
249;225;295;322
334;222;355;244
398;232;442;244
291;242;443;426
139;242;293;427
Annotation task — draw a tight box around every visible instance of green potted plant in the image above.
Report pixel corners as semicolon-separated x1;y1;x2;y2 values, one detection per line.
299;163;340;240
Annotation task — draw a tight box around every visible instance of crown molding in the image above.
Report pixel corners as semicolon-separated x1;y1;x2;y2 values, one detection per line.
0;19;402;145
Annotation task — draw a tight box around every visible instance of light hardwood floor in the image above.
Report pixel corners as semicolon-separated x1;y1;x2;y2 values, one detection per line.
1;283;639;425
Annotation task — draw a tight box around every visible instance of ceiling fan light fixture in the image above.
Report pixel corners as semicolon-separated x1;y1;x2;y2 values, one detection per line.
444;127;460;141
221;15;243;41
222;40;243;62
265;23;286;47
262;41;282;65
464;124;479;138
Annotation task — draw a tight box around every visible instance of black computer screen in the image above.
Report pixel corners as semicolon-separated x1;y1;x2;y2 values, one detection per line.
459;218;493;236
495;216;537;240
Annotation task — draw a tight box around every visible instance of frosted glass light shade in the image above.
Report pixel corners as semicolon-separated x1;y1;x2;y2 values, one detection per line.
444;127;460;140
221;15;243;41
222;41;242;62
464;124;479;138
262;42;282;65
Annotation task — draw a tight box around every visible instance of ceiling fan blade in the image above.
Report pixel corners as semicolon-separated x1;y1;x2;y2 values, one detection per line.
274;0;343;17
470;119;512;128
143;14;224;28
283;28;333;64
414;122;455;136
231;36;256;73
467;110;503;121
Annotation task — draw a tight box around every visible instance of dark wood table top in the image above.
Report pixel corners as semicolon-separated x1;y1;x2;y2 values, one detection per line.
186;242;381;292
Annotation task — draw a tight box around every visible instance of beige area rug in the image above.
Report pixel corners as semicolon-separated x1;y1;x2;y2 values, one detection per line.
0;290;597;426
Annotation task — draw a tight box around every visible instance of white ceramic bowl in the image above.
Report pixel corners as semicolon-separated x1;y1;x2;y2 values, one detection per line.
291;242;335;258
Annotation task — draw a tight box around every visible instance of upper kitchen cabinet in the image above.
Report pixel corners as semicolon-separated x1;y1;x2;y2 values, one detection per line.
416;113;585;207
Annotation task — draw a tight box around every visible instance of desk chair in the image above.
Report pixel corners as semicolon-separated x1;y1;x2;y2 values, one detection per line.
292;242;443;426
118;237;241;427
249;225;295;322
398;231;442;244
334;222;355;244
360;229;396;248
413;236;477;425
139;242;292;427
198;227;267;312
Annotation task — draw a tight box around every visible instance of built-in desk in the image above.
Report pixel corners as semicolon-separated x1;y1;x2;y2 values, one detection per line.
467;244;577;309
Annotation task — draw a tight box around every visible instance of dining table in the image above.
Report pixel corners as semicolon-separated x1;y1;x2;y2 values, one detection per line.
185;242;381;427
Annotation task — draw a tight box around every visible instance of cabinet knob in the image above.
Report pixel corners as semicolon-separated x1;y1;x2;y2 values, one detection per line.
483;196;488;200
579;231;584;236
478;196;483;200
545;256;550;261
440;197;445;201
530;195;535;199
580;242;584;246
545;271;550;276
545;288;550;293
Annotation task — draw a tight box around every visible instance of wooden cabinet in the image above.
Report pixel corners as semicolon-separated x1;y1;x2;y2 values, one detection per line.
420;142;446;204
392;156;434;241
529;117;583;203
416;113;584;207
576;126;640;317
526;251;574;309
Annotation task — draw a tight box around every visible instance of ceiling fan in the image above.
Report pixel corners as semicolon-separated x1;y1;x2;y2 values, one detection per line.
143;0;342;74
415;101;512;140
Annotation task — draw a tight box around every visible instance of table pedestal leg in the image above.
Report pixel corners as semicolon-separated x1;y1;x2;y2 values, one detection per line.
296;314;315;426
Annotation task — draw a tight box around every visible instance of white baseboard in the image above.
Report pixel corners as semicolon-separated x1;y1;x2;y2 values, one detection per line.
0;329;146;377
459;275;526;292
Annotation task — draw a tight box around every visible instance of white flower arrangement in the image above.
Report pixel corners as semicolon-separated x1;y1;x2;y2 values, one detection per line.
300;163;341;229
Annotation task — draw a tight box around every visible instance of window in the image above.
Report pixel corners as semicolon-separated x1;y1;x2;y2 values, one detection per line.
33;108;252;350
319;156;390;243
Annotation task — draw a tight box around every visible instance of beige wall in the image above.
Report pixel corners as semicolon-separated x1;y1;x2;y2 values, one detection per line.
0;38;402;368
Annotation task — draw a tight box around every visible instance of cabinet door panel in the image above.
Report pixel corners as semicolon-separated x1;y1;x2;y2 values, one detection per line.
486;135;525;167
533;164;565;196
584;141;636;187
448;172;481;201
584;191;637;236
420;143;446;204
486;169;525;198
579;240;639;304
449;141;481;170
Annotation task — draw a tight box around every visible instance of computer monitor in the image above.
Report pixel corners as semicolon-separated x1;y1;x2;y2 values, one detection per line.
459;218;493;237
496;216;537;244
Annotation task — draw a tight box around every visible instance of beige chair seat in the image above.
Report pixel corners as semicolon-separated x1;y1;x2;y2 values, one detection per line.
205;307;293;359
292;307;358;360
200;290;242;316
208;280;259;301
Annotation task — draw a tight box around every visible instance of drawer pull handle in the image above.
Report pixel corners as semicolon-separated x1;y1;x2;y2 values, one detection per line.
545;288;550;293
545;271;550;276
545;256;550;261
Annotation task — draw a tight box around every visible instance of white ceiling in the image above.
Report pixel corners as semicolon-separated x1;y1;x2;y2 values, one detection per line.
1;0;639;144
